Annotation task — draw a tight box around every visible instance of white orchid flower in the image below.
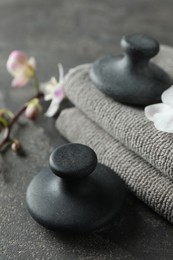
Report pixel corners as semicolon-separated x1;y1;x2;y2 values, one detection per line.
145;85;173;133
41;64;65;117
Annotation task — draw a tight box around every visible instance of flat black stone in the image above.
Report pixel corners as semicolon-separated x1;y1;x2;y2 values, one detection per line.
26;144;126;233
90;33;173;106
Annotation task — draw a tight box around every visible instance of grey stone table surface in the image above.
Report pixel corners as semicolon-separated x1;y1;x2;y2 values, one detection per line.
1;0;173;259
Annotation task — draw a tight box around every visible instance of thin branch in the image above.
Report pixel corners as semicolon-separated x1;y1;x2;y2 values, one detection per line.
0;91;44;150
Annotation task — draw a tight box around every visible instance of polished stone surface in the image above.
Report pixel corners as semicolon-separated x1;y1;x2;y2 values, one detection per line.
1;0;173;259
27;143;126;233
49;143;98;179
90;33;173;106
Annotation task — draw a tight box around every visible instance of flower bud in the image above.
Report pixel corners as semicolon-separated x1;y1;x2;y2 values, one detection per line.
25;99;41;120
11;140;21;152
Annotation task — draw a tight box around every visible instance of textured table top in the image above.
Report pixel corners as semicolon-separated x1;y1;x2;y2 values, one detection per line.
1;0;173;259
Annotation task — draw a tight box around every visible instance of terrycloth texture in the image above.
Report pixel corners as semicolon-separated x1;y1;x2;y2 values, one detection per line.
57;108;173;223
63;45;173;179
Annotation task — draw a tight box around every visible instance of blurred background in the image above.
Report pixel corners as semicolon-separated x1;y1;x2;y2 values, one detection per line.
1;0;173;105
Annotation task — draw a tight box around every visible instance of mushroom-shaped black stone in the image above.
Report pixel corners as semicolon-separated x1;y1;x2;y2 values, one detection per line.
90;33;173;106
26;143;126;233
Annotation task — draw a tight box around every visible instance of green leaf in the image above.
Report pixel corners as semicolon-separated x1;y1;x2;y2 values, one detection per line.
0;117;8;127
0;108;14;118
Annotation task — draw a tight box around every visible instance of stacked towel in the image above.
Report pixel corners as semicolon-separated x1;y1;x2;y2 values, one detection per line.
56;46;173;223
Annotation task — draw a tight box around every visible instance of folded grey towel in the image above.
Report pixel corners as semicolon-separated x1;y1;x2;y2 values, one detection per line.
56;108;173;223
63;45;173;179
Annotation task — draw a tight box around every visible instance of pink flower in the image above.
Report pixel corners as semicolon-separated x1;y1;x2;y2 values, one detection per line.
25;98;42;120
6;51;36;88
145;85;173;133
41;64;65;117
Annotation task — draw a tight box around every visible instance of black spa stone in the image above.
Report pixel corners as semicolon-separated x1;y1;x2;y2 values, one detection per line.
26;143;126;233
49;143;98;180
90;33;173;106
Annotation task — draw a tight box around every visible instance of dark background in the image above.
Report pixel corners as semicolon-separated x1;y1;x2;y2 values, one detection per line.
1;0;173;259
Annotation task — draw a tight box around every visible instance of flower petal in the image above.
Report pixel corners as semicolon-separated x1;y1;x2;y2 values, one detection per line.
28;57;36;70
12;75;29;88
45;99;60;117
58;63;64;83
6;51;28;75
161;85;173;106
153;111;173;133
40;77;58;101
144;103;171;121
54;85;65;101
